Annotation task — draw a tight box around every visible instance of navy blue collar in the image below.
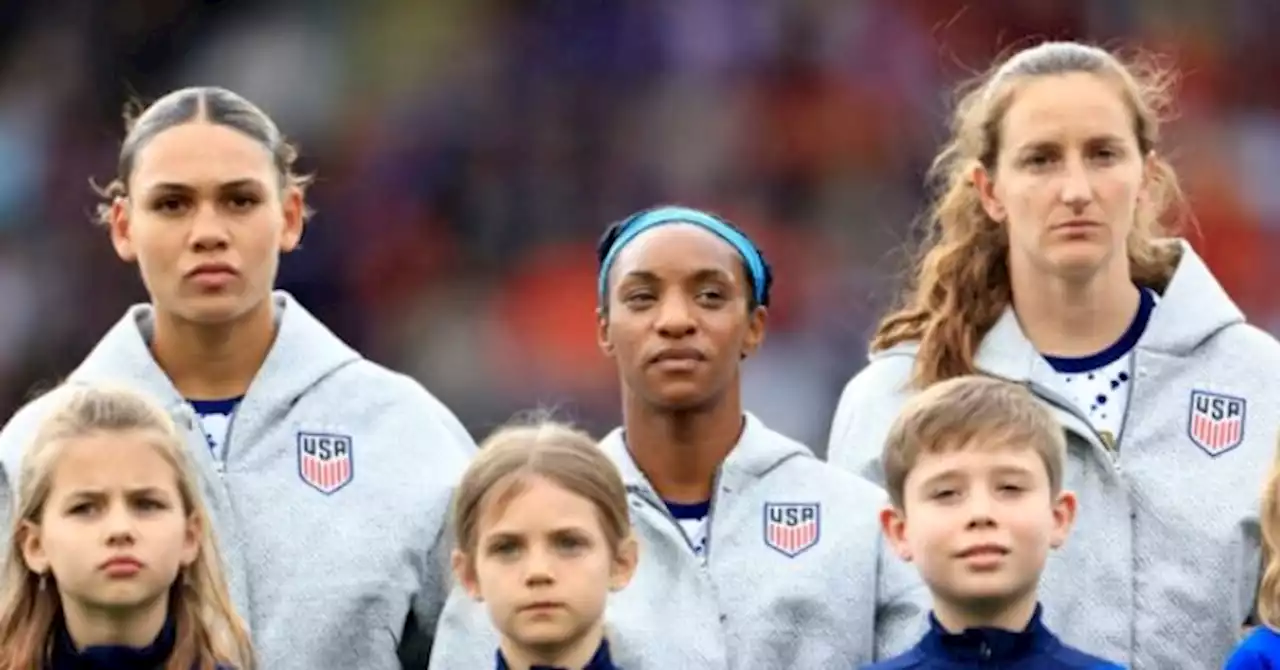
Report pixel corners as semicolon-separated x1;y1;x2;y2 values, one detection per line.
49;614;177;670
496;639;618;670
920;604;1058;662
1043;285;1156;373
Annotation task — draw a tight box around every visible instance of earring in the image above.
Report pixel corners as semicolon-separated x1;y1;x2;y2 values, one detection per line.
37;572;47;592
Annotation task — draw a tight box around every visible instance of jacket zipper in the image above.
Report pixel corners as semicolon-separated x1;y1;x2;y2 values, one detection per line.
633;467;724;562
1025;381;1123;474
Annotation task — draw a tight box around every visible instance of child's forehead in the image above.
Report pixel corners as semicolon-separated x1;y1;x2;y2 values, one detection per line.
910;441;1047;477
47;434;179;492
477;473;602;531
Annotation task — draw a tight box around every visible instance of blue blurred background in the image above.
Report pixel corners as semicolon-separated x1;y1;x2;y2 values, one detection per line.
0;0;1276;451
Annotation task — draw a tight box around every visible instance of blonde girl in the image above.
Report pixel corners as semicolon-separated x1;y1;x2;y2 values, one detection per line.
449;420;637;670
0;384;252;669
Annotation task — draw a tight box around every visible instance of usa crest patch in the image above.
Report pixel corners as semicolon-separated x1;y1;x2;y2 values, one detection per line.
1187;390;1246;457
297;432;354;494
763;502;820;558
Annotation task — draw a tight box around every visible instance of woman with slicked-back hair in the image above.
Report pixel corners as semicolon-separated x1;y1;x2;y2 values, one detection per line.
0;87;476;670
827;41;1280;669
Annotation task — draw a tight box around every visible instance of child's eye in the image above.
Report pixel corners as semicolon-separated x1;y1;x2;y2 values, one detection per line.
930;489;957;501
555;535;586;551
67;502;94;515
490;541;519;556
226;194;261;211
135;498;166;511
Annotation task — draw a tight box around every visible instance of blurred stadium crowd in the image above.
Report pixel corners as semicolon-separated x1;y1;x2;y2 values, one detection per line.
0;0;1277;449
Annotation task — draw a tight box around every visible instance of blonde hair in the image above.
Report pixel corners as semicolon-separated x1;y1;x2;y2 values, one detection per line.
882;375;1065;509
872;41;1188;388
0;385;254;669
452;419;631;561
1257;440;1280;630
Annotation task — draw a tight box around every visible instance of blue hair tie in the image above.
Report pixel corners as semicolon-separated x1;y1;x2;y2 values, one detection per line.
597;206;768;306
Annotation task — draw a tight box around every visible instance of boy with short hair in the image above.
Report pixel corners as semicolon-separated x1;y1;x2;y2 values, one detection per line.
862;375;1124;669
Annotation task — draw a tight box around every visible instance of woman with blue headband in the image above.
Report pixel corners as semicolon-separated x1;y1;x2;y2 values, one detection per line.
430;206;928;669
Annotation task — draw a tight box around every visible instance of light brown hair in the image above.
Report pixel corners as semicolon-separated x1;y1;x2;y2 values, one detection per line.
872;41;1188;388
882;375;1065;509
0;384;254;669
1256;441;1280;629
452;419;631;563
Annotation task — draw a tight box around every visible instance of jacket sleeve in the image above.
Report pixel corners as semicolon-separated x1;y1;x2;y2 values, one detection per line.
0;393;59;544
427;586;502;669
395;377;478;666
1245;523;1263;627
826;355;917;486
396;486;456;666
0;462;10;553
873;533;930;660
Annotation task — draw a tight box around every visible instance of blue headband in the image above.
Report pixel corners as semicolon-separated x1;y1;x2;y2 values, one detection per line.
597;206;767;306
